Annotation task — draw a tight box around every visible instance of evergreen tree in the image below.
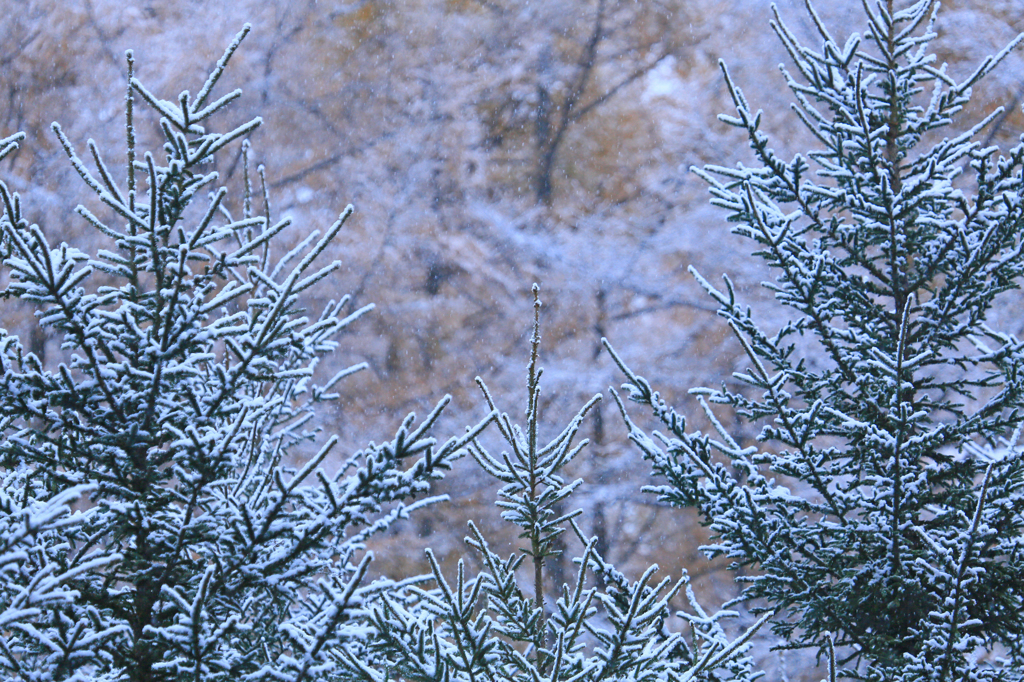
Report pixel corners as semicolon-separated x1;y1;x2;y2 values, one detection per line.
0;28;486;681
351;286;773;682
607;1;1024;679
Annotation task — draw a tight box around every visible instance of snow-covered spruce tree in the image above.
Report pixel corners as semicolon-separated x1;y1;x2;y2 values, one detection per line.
0;28;488;682
346;286;773;682
606;1;1024;679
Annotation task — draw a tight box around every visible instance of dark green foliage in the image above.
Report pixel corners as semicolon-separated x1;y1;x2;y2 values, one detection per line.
608;2;1024;679
0;28;485;682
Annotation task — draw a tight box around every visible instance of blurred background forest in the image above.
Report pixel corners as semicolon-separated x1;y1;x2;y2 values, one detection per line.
2;0;1022;676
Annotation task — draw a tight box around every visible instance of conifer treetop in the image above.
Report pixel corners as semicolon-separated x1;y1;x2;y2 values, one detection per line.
354;285;773;682
0;26;488;682
608;1;1024;679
